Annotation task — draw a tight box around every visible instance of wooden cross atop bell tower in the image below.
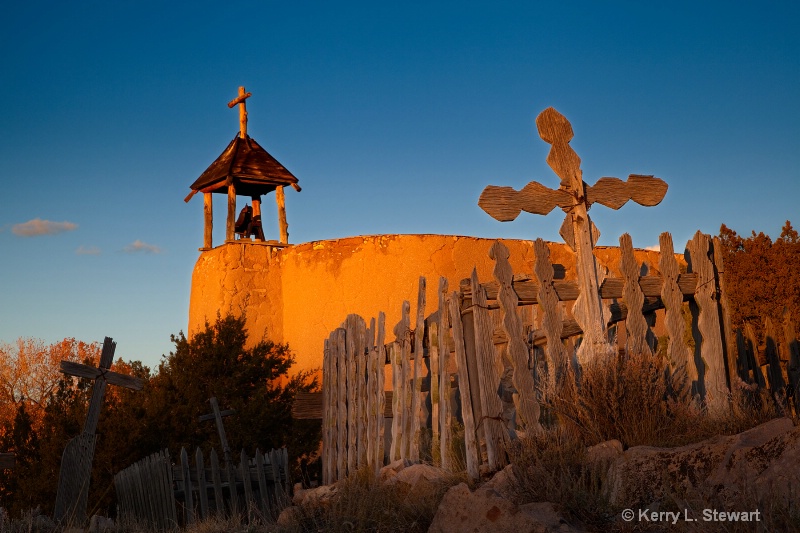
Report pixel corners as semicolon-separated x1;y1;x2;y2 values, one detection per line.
185;86;301;250
228;86;252;139
479;107;668;364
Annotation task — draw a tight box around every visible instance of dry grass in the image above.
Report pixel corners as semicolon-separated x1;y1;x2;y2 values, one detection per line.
506;425;612;530
506;347;799;532
548;349;781;449
275;467;462;533
507;425;800;532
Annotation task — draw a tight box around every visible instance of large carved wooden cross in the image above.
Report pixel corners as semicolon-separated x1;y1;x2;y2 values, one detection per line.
479;107;667;363
53;337;143;524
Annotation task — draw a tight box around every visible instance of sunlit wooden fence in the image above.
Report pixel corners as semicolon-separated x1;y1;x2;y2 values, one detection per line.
295;230;800;483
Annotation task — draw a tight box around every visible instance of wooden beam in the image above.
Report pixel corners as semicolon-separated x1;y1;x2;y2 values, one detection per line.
198;408;236;422
659;232;696;379
470;268;506;470
535;108;612;362
410;278;426;462
461;273;698;307
448;290;480;480
620;233;651;356
199;397;235;465
60;361;144;391
783;310;800;415
437;277;451;471
251;195;265;241
293;391;394;420
322;335;334;485
533;238;568;394
393;303;411;461
492;241;540;430
203;192;213;249
226;181;236;242
713;236;737;391
334;329;347;478
687;231;729;414
276;186;288;244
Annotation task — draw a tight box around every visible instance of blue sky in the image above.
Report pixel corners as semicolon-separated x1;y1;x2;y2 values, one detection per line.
1;1;798;370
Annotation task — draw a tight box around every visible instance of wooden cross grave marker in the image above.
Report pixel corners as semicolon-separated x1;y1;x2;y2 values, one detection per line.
54;337;143;525
199;397;236;465
198;397;241;512
479;107;668;364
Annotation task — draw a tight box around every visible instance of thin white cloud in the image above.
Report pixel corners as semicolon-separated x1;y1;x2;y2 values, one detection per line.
644;245;660;252
123;240;162;254
12;218;78;237
76;245;101;255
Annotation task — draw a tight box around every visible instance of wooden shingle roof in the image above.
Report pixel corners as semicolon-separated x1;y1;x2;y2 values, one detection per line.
185;134;301;202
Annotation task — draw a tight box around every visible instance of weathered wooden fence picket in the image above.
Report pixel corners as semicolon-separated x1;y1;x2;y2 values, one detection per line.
302;229;800;484
114;446;290;530
321;313;387;484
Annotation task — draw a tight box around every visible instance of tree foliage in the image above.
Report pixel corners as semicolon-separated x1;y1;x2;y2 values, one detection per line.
716;220;800;331
0;338;100;440
0;314;320;518
145;314;320;459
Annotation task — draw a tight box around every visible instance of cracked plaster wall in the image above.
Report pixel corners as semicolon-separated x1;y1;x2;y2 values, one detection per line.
188;234;669;376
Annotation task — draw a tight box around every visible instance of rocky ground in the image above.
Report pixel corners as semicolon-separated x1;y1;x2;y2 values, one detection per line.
3;418;798;532
288;417;800;532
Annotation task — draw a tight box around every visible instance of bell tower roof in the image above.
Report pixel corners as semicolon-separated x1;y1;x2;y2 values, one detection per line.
185;134;301;200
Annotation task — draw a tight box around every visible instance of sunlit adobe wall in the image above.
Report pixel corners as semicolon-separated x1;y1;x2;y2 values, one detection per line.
188;235;672;376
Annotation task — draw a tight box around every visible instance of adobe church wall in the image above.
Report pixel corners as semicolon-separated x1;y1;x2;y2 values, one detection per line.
188;242;285;347
188;234;670;376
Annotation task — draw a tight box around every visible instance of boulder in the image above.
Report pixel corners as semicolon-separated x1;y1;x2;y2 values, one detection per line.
379;458;414;481
291;482;339;508
481;464;518;500
428;482;581;533
385;463;449;491
586;439;623;465
291;482;305;505
277;505;304;527
520;502;582;533
606;417;800;507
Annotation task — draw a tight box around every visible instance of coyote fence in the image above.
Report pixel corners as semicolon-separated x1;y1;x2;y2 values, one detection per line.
306;230;799;483
114;446;289;530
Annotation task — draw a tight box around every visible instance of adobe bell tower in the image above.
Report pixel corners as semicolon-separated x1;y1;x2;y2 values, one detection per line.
184;86;301;250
